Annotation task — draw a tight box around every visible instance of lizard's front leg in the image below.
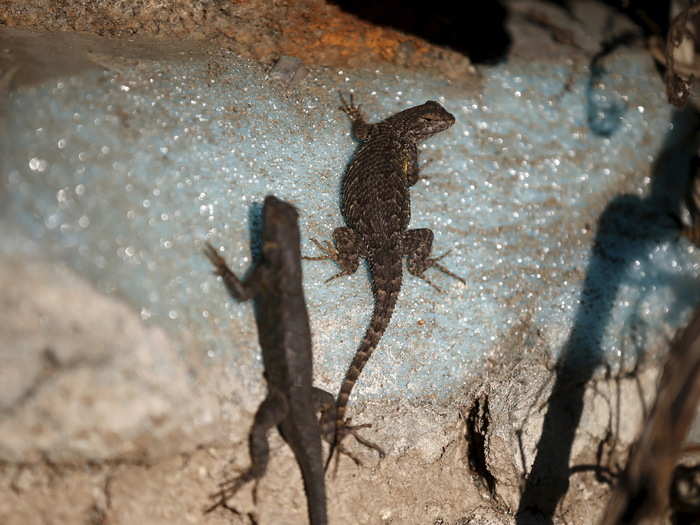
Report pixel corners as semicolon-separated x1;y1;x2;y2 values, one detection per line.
303;227;363;283
402;228;465;292
204;242;259;300
339;93;374;141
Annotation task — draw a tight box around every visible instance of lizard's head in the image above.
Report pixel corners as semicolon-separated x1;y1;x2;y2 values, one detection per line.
390;100;455;142
261;195;301;266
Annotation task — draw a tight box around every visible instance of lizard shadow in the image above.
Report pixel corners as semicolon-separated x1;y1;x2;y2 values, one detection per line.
245;200;268;327
515;106;700;524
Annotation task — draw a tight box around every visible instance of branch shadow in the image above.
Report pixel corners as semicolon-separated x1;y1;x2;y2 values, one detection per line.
515;106;700;524
586;31;638;138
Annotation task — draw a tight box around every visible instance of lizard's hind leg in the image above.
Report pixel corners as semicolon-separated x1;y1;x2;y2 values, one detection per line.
403;228;465;292
205;389;288;513
345;419;385;458
313;388;385;474
303;227;363;283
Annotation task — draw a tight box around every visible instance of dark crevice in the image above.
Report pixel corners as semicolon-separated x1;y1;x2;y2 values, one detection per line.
465;395;497;498
86;503;108;525
103;472;114;514
671;463;700;524
544;1;671;37
329;1;511;64
598;0;672;36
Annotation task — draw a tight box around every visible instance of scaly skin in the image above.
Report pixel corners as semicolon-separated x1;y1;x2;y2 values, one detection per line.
204;195;330;525
306;95;464;466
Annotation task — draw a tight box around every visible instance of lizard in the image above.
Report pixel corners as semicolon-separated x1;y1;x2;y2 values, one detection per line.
203;195;332;524
305;94;465;466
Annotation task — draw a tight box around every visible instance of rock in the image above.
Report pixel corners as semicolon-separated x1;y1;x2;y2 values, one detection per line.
0;255;222;462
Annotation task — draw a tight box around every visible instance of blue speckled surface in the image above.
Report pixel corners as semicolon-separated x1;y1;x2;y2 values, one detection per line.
2;49;699;403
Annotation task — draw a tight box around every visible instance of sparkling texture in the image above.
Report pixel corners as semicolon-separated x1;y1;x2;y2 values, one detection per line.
1;51;697;404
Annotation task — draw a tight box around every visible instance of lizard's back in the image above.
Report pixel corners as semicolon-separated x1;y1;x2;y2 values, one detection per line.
255;273;314;391
254;240;327;525
313;99;458;468
341;128;412;253
204;195;328;524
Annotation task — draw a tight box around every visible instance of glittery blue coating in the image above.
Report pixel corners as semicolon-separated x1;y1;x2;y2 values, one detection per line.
2;50;698;404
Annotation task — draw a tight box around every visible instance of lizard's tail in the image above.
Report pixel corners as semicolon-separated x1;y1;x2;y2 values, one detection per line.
335;263;402;426
323;257;401;472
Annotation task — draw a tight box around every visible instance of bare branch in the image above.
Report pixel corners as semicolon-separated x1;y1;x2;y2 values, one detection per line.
665;4;700;106
600;306;700;524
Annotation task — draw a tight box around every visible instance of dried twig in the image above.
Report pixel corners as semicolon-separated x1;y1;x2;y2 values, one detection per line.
665;4;700;106
599;306;700;524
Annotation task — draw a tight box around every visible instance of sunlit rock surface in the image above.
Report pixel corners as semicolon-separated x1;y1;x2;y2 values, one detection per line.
1;8;698;466
2;1;700;523
2;43;697;396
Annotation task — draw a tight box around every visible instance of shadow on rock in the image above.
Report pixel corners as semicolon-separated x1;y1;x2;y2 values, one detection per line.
515;106;700;524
